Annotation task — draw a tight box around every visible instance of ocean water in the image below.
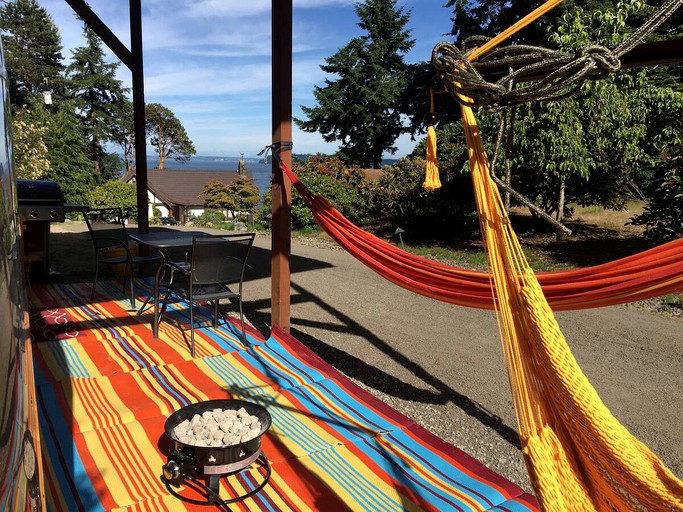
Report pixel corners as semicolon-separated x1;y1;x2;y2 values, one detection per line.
147;156;273;197
147;154;401;197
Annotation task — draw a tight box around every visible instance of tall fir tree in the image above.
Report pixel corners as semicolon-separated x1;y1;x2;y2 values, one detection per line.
66;24;129;182
296;0;414;168
0;0;64;107
37;100;97;205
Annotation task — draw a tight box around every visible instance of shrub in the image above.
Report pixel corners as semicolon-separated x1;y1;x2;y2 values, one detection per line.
202;177;260;221
629;168;683;243
261;154;373;230
191;209;225;226
85;180;138;220
368;156;478;240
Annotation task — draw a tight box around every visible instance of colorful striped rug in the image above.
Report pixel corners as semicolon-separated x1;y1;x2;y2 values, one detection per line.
29;280;538;511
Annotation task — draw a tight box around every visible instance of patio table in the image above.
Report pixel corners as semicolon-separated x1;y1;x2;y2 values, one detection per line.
128;230;209;313
129;229;209;251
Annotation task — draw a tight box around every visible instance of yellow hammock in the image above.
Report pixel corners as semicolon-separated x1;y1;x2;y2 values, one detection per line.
452;1;683;510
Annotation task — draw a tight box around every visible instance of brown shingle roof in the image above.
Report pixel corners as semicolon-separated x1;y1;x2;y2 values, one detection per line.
124;169;252;207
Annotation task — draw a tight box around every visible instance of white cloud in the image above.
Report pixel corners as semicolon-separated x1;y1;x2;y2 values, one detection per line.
36;0;452;158
181;0;356;19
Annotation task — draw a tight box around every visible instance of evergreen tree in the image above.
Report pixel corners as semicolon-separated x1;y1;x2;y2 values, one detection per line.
296;0;414;168
38;100;96;205
0;0;64;107
66;24;129;182
145;103;195;169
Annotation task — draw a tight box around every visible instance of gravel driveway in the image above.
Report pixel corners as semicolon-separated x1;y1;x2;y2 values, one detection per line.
50;223;683;493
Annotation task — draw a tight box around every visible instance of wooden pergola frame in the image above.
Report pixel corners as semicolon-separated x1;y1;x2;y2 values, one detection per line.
63;0;682;331
65;0;294;330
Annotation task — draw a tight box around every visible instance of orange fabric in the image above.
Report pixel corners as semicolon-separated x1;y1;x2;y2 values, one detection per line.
280;162;683;311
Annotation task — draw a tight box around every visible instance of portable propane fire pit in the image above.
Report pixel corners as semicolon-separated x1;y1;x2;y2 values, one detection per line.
162;399;272;508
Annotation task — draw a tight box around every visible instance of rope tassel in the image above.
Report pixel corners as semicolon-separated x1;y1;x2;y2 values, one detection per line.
424;124;441;191
423;86;441;191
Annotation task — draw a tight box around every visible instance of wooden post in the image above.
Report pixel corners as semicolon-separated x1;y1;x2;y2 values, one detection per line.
271;0;292;331
62;0;148;232
130;0;149;232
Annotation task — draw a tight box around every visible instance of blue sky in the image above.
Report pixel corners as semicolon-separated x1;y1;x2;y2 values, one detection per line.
38;0;454;159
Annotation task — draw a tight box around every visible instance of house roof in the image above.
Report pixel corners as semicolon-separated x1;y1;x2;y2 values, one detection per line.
124;169;253;207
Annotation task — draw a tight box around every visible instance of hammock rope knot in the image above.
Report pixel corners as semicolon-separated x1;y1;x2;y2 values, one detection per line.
431;0;683;110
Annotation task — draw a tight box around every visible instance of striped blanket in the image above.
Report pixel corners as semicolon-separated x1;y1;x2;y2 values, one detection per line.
29;280;538;511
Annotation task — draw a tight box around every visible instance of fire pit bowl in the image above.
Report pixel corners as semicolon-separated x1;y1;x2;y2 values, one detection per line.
163;399;271;481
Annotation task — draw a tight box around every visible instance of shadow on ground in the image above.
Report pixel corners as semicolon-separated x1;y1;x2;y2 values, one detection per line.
244;283;521;450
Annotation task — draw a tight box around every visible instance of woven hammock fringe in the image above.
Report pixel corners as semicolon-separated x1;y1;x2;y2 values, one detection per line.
462;93;683;510
519;272;683;511
423;125;441;191
523;427;596;512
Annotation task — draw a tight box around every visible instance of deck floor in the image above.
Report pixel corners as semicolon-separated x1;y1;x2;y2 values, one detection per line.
29;279;538;511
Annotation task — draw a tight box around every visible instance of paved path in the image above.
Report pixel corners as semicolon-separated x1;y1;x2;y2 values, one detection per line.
51;223;683;491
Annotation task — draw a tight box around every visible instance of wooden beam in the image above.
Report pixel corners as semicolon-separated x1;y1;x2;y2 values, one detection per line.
271;0;293;331
620;38;683;69
129;0;149;232
63;0;133;70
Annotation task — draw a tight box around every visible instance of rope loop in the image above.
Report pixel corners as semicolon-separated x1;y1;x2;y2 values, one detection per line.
579;45;621;75
432;0;683;111
432;39;625;110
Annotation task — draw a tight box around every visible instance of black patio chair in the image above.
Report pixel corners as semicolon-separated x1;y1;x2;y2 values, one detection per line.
83;208;163;309
152;233;255;357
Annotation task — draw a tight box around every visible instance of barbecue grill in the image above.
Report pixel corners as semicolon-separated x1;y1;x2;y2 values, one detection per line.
162;399;272;508
17;180;65;282
16;180;89;282
17;179;65;223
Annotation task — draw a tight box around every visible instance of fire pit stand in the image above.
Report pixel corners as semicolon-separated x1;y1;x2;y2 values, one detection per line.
164;451;271;509
162;399;272;509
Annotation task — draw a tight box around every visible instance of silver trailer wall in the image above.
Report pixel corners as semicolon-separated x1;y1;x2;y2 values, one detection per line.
0;41;44;510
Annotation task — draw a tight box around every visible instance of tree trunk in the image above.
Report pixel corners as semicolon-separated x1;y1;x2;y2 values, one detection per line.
125;134;135;174
158;126;165;169
373;144;382;169
504;106;516;213
504;156;512;213
556;179;566;246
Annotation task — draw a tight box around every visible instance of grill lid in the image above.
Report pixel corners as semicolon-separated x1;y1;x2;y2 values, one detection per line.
17;180;64;204
17;180;65;222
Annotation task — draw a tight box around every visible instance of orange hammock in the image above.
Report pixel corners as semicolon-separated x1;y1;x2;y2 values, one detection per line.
279;162;683;311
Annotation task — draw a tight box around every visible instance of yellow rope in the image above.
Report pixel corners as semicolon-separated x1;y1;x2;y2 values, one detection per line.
467;0;566;61
462;95;683;512
447;0;683;508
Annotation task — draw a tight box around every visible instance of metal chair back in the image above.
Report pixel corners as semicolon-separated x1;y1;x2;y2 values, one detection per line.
82;207;161;309
189;233;254;289
153;232;256;356
83;207;130;250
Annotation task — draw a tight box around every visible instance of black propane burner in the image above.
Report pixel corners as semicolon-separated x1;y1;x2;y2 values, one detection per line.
162;399;272;509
